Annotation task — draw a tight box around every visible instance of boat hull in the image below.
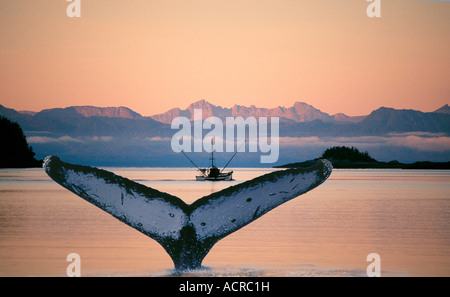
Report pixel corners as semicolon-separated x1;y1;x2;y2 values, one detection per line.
196;172;233;181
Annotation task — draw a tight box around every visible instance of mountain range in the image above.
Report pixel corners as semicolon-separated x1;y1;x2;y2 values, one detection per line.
150;100;366;124
153;100;450;136
2;100;449;135
1;101;449;166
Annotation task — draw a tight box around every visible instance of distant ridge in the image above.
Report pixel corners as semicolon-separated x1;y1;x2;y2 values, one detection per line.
356;106;450;134
1;102;449;136
434;104;450;115
3;101;448;125
37;106;142;119
150;100;366;124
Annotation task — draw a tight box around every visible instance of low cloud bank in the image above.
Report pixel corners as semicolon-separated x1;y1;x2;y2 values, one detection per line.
279;134;450;153
28;135;114;144
26;132;450;167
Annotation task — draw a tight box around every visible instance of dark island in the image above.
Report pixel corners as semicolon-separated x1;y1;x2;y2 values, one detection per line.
276;146;450;169
0;116;43;168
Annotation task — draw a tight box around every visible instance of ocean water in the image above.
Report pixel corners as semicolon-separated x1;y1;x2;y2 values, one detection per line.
0;167;449;277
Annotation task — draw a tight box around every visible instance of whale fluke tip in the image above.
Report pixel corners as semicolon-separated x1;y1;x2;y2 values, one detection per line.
43;155;59;171
320;159;333;178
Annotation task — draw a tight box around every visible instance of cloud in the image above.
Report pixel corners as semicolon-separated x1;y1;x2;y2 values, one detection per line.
386;132;448;138
390;135;450;152
144;136;171;141
27;135;115;144
91;136;114;142
27;136;84;144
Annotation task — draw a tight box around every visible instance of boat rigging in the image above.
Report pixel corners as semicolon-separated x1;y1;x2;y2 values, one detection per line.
180;138;243;181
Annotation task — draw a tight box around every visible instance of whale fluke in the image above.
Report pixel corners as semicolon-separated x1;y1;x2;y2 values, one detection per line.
44;156;332;271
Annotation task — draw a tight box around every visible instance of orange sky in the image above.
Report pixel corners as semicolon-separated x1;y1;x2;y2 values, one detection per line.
0;0;449;116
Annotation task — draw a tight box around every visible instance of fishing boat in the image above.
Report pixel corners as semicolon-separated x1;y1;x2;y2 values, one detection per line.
181;138;238;181
195;150;234;181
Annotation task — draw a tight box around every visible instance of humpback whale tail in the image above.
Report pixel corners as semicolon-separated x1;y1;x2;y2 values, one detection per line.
44;156;332;271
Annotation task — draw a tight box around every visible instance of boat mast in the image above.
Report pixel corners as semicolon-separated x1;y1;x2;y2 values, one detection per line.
210;137;215;168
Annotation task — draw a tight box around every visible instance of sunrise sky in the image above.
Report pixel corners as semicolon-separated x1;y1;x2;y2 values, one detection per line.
1;0;449;116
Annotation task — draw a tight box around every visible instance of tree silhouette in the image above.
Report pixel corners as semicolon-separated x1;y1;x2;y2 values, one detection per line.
321;146;377;163
0;116;42;168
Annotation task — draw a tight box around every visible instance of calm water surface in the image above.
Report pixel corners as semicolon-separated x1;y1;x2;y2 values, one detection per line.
0;167;449;277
